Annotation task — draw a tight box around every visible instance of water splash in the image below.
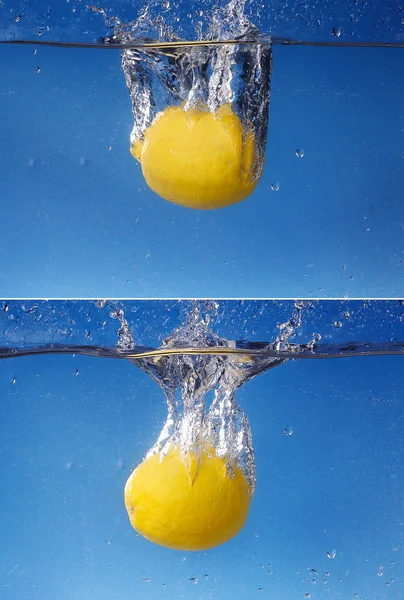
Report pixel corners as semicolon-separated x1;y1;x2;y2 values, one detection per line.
95;0;271;187
128;300;304;491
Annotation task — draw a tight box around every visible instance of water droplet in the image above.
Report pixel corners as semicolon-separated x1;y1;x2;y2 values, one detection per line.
161;0;170;9
270;183;280;191
325;572;330;577
332;27;341;37
189;577;198;584
378;570;383;577
327;550;336;559
258;588;263;592
35;66;41;74
304;593;311;598
284;427;293;436
333;321;343;328
73;369;79;376
296;148;305;158
11;14;23;23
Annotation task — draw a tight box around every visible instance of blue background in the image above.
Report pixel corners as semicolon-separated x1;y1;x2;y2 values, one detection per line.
0;300;404;599
0;1;404;297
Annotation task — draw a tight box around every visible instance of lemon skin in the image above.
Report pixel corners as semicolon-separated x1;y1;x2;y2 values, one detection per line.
131;104;260;210
124;445;252;551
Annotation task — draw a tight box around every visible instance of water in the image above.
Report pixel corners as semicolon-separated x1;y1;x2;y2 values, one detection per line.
1;299;404;598
1;0;404;295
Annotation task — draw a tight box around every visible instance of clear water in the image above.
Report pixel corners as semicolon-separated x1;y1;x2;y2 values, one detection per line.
1;299;404;598
1;1;404;296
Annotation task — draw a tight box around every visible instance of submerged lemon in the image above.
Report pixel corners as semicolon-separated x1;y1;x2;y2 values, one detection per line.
131;104;260;210
124;444;252;550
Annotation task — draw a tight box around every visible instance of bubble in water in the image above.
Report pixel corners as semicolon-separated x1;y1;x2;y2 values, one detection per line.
332;27;341;37
296;148;305;158
304;593;311;598
284;427;293;436
189;578;198;584
271;183;280;192
327;550;337;559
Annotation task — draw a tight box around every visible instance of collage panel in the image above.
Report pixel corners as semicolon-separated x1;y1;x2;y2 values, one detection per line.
1;299;403;599
0;1;403;297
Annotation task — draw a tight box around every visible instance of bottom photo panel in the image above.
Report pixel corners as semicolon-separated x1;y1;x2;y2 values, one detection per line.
1;299;403;600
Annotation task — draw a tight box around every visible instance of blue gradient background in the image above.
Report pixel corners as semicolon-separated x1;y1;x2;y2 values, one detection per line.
0;300;404;599
0;1;404;297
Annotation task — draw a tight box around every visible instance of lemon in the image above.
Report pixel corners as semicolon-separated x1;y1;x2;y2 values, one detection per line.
124;444;252;550
131;104;260;210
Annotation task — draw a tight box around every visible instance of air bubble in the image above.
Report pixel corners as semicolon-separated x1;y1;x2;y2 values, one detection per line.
296;148;305;158
270;183;280;191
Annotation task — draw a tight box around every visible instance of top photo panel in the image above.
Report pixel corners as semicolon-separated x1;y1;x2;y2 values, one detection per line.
1;0;403;298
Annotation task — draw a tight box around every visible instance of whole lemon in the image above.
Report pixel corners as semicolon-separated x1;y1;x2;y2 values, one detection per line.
124;444;252;550
131;104;260;210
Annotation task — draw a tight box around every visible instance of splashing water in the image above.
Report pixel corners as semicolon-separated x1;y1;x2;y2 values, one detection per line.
126;301;305;491
93;0;271;209
122;300;306;550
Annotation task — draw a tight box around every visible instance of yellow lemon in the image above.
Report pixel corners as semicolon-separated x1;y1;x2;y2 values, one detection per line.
124;444;252;550
131;104;260;210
